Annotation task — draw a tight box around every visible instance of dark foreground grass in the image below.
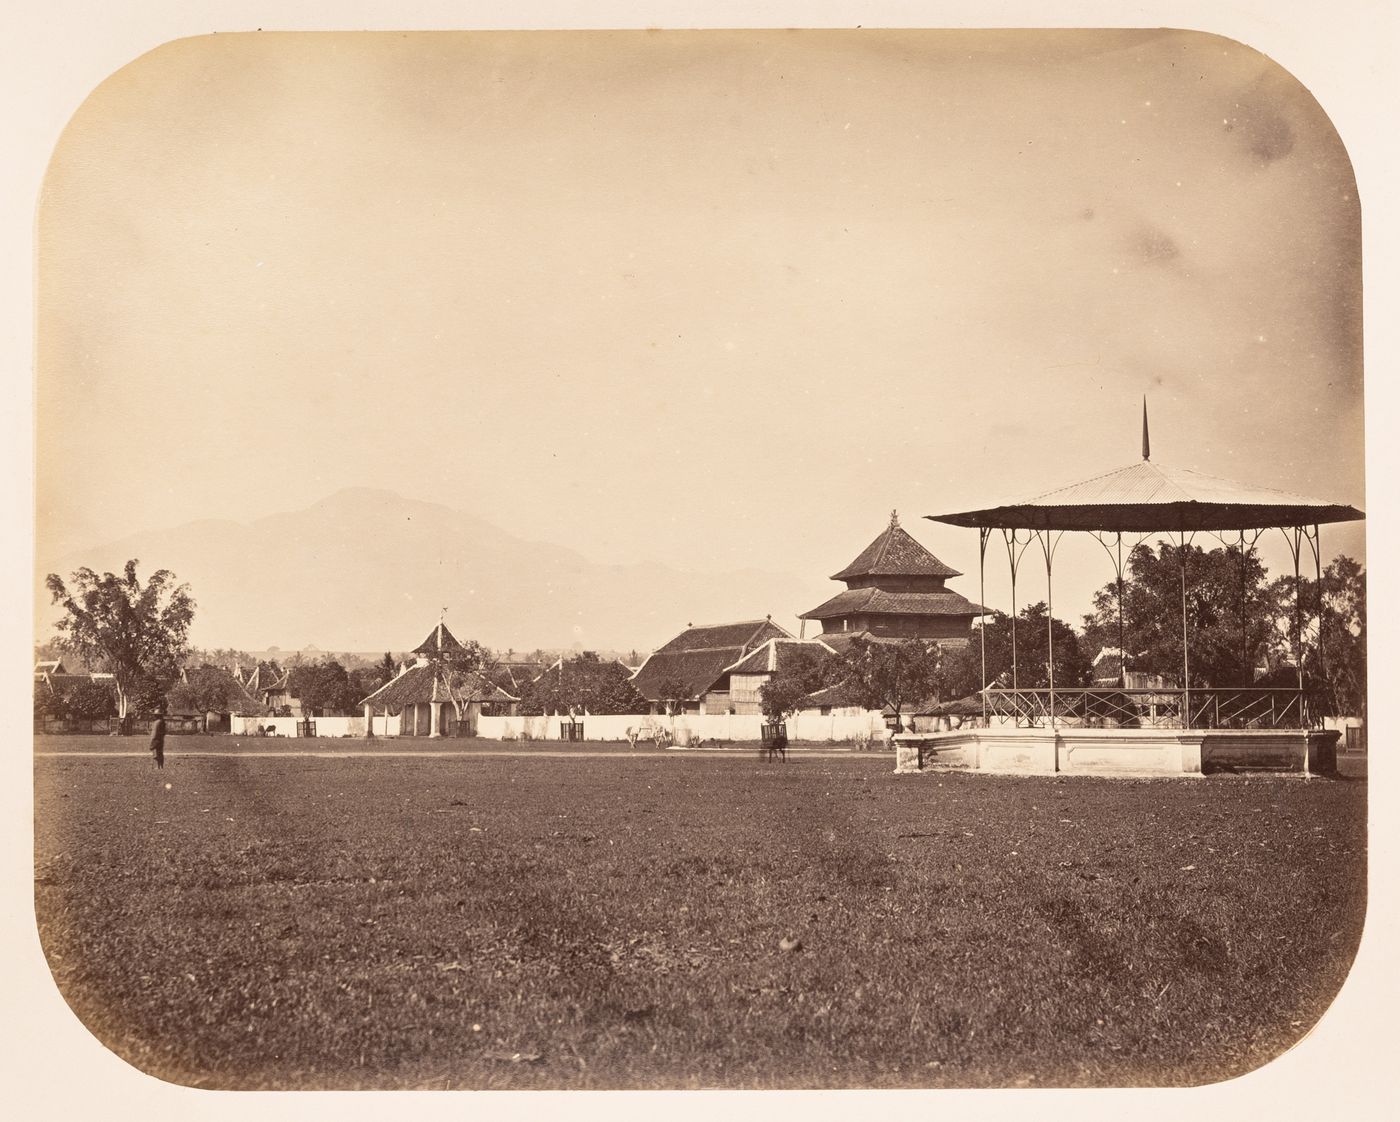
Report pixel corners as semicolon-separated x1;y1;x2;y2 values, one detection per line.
33;750;1365;1090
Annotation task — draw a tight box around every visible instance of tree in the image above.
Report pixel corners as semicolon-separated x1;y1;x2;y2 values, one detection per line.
1266;555;1366;718
288;659;361;716
62;677;119;719
977;603;1092;691
758;647;833;724
828;637;945;732
167;666;253;716
434;639;491;726
520;657;648;716
33;683;65;721
348;655;397;707
45;561;195;722
934;641;986;703
651;673;691;716
1081;542;1274;688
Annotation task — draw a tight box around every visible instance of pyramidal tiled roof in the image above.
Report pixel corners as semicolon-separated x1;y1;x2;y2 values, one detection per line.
831;512;961;581
413;621;472;658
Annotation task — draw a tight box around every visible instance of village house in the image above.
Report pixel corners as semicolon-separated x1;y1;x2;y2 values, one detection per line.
359;621;518;737
630;618;791;715
34;658;116;691
233;661;301;715
705;636;839;716
1090;647;1169;690
798;511;985;651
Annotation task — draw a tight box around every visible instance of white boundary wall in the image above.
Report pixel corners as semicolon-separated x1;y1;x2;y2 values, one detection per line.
230;715;384;737
477;709;888;743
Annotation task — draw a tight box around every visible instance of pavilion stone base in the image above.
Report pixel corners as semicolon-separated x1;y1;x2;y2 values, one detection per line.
893;728;1340;777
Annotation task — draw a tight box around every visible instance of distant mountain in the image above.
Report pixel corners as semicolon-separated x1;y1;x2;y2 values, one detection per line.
36;488;829;653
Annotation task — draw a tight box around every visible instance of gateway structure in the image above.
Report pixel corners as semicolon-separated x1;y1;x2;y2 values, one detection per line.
897;405;1364;777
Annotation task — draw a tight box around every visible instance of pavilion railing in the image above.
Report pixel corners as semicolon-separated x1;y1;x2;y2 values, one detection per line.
981;688;1313;731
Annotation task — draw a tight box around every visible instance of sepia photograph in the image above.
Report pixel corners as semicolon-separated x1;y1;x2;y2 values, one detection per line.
17;4;1390;1106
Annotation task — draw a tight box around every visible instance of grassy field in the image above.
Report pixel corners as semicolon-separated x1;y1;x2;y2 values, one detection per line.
35;733;864;755
33;739;1365;1090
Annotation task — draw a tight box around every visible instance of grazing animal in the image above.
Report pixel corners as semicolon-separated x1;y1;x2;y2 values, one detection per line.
626;723;673;749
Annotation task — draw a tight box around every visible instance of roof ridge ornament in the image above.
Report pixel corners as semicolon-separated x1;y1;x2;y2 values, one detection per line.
1142;396;1151;462
890;509;900;528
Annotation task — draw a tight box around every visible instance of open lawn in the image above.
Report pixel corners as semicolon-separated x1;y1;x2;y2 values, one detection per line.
33;742;1365;1090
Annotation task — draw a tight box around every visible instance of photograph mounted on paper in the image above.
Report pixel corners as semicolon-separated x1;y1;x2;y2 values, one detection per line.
33;29;1365;1090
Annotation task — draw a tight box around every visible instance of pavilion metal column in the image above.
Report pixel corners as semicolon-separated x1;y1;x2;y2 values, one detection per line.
1177;530;1192;730
979;527;990;726
1280;525;1311;777
1312;523;1324;697
1036;530;1064;730
1237;531;1248;685
1090;530;1131;687
1002;529;1031;724
1116;533;1126;687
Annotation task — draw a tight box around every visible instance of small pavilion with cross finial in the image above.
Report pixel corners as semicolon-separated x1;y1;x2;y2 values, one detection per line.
797;510;986;651
358;618;518;738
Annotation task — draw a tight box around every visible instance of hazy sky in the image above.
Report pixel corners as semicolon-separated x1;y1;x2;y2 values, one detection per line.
37;29;1365;632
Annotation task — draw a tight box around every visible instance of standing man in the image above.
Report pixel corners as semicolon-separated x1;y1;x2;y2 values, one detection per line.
150;707;166;770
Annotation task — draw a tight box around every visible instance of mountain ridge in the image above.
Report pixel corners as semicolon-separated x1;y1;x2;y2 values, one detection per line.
36;488;829;653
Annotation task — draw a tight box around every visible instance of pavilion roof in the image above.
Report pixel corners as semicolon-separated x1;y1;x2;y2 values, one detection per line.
413;621;473;658
926;459;1364;533
359;664;517;712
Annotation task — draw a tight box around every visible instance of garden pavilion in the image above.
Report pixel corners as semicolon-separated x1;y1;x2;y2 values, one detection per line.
899;405;1363;777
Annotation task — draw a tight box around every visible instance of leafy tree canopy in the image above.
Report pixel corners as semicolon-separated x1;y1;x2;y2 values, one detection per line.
977;603;1092;691
1081;542;1276;689
519;657;648;716
1265;555;1366;718
828;637;945;732
167;666;258;715
758;647;834;723
288;658;362;716
45;561;195;719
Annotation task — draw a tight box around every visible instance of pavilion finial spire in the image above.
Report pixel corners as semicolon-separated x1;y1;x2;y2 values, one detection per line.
1141;397;1151;462
890;509;900;529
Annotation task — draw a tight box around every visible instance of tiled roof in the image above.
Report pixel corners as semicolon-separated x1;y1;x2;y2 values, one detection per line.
633;618;794;700
800;587;985;620
928;459;1365;532
831;514;961;580
360;664;517;712
654;618;791;654
631;649;744;702
413;621;473;657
